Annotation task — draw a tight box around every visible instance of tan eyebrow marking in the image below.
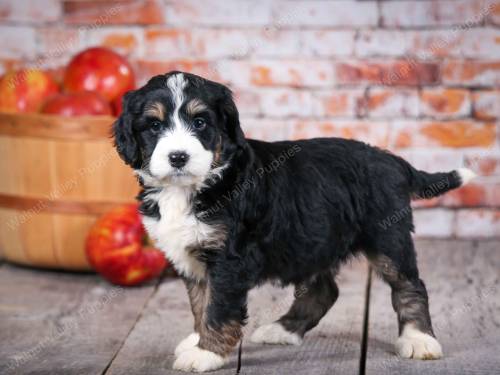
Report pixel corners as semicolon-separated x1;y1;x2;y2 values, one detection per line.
144;102;165;120
186;98;208;116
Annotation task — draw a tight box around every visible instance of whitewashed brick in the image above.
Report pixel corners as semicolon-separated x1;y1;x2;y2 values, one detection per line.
462;28;500;59
240;118;290;141
217;60;336;88
0;0;61;23
473;90;500;120
273;0;378;27
381;0;490;28
356;31;409;58
301;30;355;57
455;209;500;237
413;208;454;238
164;0;272;26
259;89;313;117
0;26;37;60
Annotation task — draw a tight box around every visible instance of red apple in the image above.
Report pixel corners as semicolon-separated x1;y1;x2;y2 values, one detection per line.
63;47;135;102
86;204;167;286
41;91;113;117
112;94;123;116
0;69;59;113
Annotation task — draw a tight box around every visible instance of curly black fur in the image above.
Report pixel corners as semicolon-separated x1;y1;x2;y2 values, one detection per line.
113;71;469;362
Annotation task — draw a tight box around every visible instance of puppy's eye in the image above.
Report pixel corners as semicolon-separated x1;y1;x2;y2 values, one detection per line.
193;117;207;130
151;120;162;133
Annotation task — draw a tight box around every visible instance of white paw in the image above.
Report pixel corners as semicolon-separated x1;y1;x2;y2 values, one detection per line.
458;168;476;185
173;346;226;372
396;324;443;360
250;322;302;346
175;333;200;358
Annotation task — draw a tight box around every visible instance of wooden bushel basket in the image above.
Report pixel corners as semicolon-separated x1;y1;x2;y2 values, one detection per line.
0;113;139;271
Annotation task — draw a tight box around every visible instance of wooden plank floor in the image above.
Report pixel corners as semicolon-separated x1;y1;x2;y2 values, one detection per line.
106;259;367;375
365;240;500;375
0;240;498;375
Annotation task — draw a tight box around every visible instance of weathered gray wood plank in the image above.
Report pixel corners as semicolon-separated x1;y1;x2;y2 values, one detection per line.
106;259;369;375
365;239;500;375
0;264;158;375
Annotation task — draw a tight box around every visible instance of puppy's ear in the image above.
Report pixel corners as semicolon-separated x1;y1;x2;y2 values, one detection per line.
221;87;246;149
113;91;141;168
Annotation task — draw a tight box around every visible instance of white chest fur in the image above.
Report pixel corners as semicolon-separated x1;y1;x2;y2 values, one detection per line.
142;186;224;280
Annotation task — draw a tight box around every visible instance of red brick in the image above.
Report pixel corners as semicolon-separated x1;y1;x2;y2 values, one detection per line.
465;151;500;176
313;89;364;117
336;60;440;86
336;61;384;85
442;60;500;87
0;0;61;23
440;183;487;207
392;121;497;148
217;60;335;88
472;90;500;120
164;0;271;26
63;0;164;25
488;1;500;26
420;89;471;119
381;0;489;28
455;209;500;237
441;180;500;207
420;121;496;148
290;120;390;148
272;1;378;27
86;27;142;57
363;88;419;118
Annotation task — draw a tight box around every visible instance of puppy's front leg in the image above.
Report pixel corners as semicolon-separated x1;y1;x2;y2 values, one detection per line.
173;276;247;372
174;279;207;357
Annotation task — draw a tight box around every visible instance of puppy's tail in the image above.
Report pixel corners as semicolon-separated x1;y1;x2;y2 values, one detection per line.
406;166;476;200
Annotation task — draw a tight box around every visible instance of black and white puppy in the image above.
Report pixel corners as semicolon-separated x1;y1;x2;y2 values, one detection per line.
113;71;476;372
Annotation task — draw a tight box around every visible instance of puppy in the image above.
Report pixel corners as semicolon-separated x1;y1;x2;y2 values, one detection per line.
113;71;475;372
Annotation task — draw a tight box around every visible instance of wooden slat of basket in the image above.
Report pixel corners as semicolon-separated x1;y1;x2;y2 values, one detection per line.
0;193;126;215
0;112;137;271
0;112;116;140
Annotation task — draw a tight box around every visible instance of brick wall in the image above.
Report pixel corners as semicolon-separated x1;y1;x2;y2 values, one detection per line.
1;0;499;237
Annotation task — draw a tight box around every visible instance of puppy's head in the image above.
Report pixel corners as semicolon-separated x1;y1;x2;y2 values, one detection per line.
113;71;245;187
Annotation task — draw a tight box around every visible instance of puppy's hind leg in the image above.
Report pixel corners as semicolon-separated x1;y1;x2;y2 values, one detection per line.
366;231;443;360
251;268;339;345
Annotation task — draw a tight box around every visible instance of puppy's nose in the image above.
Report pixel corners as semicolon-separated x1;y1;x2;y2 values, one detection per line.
168;151;190;168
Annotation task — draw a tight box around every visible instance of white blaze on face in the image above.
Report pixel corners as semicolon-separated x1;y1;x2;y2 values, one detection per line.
148;73;213;185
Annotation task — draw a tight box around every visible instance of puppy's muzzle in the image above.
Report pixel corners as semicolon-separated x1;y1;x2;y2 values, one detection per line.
169;151;190;169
